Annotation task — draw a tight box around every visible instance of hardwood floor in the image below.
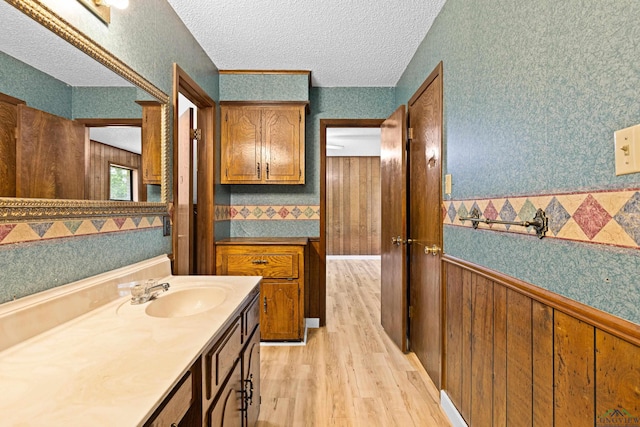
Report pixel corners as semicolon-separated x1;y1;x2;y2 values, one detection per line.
257;258;451;426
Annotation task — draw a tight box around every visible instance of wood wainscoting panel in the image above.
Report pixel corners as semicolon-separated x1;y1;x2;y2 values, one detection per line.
470;274;494;426
595;330;640;420
460;267;473;422
532;301;554;426
493;284;508;427
506;289;533;426
554;312;595;427
445;262;463;408
88;140;143;201
326;156;381;255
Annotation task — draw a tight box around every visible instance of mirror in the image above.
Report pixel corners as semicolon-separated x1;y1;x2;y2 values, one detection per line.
0;0;169;220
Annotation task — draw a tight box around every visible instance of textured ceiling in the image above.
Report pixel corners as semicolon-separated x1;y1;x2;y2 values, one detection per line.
0;1;131;87
166;0;446;87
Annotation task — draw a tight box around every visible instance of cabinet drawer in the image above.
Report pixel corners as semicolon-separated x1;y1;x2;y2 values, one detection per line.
224;253;298;278
204;317;242;402
243;293;260;339
146;371;192;427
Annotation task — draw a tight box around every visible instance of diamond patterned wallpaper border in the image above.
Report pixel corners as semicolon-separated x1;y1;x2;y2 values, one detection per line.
445;189;640;249
216;205;320;221
0;216;163;246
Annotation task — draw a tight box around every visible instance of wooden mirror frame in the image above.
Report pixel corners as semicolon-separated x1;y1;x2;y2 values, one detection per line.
0;0;169;221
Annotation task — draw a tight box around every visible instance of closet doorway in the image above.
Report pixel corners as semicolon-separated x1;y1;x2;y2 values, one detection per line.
172;64;216;275
320;119;384;325
325;127;382;256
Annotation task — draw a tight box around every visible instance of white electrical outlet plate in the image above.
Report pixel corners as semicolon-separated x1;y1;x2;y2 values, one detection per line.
445;174;452;195
614;124;640;176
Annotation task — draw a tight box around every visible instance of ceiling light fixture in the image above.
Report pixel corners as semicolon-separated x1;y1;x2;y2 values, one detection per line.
77;0;129;25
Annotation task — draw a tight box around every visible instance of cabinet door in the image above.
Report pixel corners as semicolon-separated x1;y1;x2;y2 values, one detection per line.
263;106;304;183
140;102;162;185
222;106;262;183
261;281;300;340
208;359;243;427
243;327;261;427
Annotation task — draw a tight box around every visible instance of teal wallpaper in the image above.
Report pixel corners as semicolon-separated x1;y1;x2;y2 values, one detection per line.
0;0;220;303
72;86;141;119
0;229;171;303
0;51;71;118
229;87;395;237
220;74;309;101
396;0;640;324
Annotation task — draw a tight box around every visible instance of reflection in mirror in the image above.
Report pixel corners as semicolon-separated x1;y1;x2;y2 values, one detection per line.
87;126;145;201
0;0;164;203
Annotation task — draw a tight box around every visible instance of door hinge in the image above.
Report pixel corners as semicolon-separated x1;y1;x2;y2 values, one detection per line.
409;305;415;318
191;128;202;141
299;111;302;122
299;169;302;179
408;127;414;140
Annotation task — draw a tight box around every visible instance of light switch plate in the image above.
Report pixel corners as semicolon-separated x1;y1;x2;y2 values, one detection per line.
445;174;452;195
614;124;640;176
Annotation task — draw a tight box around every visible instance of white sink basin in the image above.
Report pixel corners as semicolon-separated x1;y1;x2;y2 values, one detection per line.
145;287;227;318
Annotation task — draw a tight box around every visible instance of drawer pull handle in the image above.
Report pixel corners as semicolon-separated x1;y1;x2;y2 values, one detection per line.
263;297;267;313
251;259;268;265
244;374;254;405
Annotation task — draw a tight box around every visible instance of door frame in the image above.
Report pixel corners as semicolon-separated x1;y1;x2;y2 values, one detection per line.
320;118;384;326
172;63;217;274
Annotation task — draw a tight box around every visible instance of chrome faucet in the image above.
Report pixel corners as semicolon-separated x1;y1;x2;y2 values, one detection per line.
131;281;170;305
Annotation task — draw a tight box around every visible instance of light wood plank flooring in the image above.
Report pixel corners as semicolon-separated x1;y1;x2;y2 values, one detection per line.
257;258;451;426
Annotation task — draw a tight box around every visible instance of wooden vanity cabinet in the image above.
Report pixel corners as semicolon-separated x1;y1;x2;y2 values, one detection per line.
216;238;307;341
143;286;259;427
220;102;306;185
203;289;261;427
144;367;198;427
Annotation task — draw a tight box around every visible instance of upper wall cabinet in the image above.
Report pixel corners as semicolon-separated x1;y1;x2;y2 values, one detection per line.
221;102;307;184
137;101;163;185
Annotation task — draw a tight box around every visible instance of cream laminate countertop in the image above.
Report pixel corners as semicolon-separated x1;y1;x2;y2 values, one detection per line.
0;274;261;426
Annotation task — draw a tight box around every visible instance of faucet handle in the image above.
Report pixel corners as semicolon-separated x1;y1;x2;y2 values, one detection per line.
131;284;146;299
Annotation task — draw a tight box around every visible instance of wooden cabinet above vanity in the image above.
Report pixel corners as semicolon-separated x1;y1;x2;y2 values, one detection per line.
220;102;307;185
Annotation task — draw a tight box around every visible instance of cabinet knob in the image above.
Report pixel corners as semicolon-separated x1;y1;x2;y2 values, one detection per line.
263;297;267;313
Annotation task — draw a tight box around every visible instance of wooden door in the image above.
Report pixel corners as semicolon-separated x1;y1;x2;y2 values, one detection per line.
380;105;408;352
175;108;194;275
222;106;262;183
16;105;86;199
408;63;443;388
261;281;300;341
263;106;303;183
0;95;22;197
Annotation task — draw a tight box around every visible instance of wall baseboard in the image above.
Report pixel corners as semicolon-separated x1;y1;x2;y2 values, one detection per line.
440;390;467;427
306;318;320;328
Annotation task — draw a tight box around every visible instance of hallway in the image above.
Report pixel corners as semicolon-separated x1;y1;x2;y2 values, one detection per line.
257;258;451;426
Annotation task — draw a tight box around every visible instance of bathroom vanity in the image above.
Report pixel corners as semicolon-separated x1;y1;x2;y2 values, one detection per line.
0;255;260;426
